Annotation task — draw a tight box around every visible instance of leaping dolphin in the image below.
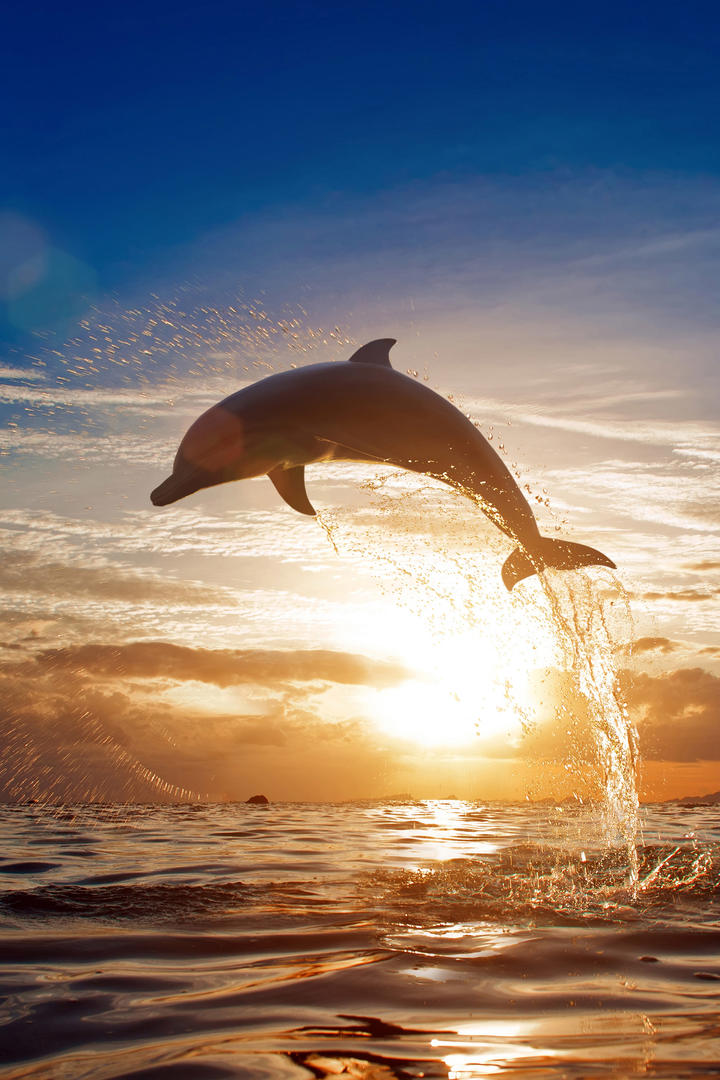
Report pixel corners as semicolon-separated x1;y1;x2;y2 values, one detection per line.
151;339;615;590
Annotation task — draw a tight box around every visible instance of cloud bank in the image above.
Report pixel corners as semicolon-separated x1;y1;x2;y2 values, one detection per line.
0;642;408;803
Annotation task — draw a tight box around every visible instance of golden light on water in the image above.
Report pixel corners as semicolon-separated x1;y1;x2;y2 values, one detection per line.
435;1020;546;1078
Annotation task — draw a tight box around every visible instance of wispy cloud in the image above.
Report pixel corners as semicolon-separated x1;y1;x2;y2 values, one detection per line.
572;226;720;268
0;365;45;382
639;589;717;602
0;550;231;606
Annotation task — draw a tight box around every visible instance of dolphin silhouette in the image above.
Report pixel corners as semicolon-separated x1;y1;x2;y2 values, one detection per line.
151;339;615;590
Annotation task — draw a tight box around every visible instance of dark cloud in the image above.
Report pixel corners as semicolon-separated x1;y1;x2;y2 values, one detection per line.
632;636;682;654
0;667;293;804
623;667;720;762
623;637;720;660
30;641;407;688
0;641;408;803
515;664;720;770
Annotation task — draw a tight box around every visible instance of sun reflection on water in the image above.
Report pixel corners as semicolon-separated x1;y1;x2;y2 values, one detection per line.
435;1020;547;1078
393;800;502;865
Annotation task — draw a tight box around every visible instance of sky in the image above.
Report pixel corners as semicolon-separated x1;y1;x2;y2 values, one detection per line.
2;0;720;804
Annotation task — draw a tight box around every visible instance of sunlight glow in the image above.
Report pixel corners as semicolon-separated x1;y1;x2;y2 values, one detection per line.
317;480;564;750
367;577;562;748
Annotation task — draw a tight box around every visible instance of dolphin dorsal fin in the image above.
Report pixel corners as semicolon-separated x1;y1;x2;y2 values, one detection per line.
268;465;316;516
347;338;396;367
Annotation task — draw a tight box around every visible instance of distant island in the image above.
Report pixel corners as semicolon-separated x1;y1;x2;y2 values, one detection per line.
674;791;720;806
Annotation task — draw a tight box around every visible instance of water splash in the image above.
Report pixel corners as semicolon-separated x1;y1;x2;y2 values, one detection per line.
315;475;640;880
316;510;340;555
532;572;640;884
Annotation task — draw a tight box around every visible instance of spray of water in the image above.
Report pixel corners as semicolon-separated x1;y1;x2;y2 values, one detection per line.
314;471;640;885
3;292;355;806
534;572;640;883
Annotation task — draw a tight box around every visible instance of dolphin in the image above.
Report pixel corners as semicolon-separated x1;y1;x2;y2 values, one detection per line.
151;339;615;590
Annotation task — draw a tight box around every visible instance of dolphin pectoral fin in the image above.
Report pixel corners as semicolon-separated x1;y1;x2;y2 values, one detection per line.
347;339;397;367
268;465;316;516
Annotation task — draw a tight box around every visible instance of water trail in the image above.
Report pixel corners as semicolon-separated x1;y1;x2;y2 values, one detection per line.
316;476;640;884
531;572;640;886
316;511;340;555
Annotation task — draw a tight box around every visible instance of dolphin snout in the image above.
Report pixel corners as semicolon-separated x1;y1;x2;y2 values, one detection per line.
151;475;181;506
151;470;205;506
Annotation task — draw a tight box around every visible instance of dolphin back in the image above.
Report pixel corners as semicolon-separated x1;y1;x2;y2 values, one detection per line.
501;538;616;591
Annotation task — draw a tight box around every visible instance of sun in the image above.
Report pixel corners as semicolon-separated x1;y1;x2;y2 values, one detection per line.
319;478;567;751
367;590;562;749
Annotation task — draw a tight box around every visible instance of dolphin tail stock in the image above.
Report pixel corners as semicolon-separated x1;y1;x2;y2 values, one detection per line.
501;537;616;592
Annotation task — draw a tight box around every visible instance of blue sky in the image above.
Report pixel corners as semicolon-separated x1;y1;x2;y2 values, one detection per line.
4;0;720;297
2;1;720;802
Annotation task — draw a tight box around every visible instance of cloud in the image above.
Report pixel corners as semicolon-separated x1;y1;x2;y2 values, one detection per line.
0;511;377;657
512;411;720;452
0;667;288;803
0;365;45;382
540;460;720;536
0;550;230;607
639;589;717;602
31;641;408;689
623;667;720;762
0;504;339;567
684;560;720;573
512;663;720;770
632;636;682;654
573;226;720;268
0;641;409;802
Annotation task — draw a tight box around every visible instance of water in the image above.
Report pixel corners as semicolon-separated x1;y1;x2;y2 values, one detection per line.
2;800;719;1079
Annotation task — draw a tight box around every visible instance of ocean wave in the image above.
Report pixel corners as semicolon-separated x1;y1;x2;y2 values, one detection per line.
0;880;252;921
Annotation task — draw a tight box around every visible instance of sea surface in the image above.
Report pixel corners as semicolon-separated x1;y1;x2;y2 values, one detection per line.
1;801;719;1079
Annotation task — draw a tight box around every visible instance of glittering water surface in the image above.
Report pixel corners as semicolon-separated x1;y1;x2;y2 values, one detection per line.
1;801;720;1079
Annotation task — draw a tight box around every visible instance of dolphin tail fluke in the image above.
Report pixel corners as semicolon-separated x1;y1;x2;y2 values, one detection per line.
501;538;616;592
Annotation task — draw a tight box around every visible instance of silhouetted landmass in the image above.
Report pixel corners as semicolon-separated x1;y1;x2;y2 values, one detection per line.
246;794;269;805
675;791;720;806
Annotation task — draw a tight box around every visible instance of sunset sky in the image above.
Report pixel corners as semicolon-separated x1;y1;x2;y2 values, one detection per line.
2;1;719;803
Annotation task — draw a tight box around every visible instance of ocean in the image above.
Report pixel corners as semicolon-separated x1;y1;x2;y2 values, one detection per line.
1;800;719;1079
